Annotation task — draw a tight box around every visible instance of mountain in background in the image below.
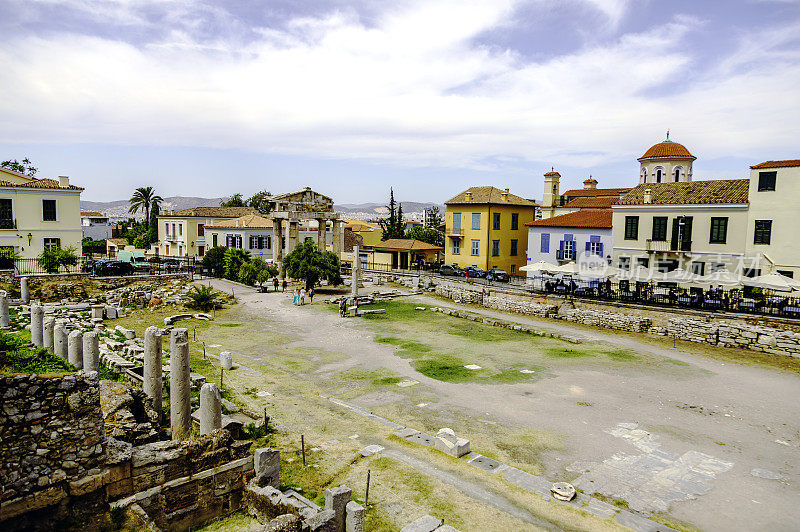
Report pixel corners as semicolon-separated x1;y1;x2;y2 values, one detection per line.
81;197;442;221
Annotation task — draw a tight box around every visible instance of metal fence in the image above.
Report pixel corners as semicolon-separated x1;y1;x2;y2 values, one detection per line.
10;255;197;278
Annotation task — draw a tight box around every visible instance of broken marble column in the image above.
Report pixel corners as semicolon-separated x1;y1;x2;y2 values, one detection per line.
345;501;365;532
325;485;352;532
143;326;163;408
170;328;191;440
82;331;99;373
0;292;8;328
254;448;280;488
20;277;29;304
434;427;470;458
30;304;44;347
54;324;68;360
68;330;83;369
351;245;360;297
199;382;222;435
220;350;233;370
43;317;54;349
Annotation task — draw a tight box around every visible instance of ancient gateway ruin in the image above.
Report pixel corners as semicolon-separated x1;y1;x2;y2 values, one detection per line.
269;187;344;272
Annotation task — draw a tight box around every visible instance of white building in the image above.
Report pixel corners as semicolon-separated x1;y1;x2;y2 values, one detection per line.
525;210;613;274
81;211;111;241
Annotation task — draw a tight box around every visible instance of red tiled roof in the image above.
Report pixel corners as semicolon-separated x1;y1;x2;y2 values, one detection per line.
639;140;696;161
750;159;800;169
618;180;749;205
561;187;631;198
562;197;620;209
446;186;537;207
373;239;443;251
0;178;84;191
81;211;104;217
527;210;612;228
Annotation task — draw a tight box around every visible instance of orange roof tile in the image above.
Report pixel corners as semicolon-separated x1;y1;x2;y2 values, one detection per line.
561;187;631;198
0;178;84;191
638;140;696;161
527;210;613;229
750;159;800;169
445;186;537;207
562;197;620;209
373;239;443;251
618;180;749;205
81;211;105;217
207;214;274;229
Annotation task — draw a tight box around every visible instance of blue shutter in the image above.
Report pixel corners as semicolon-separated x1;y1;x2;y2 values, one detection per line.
564;234;573;241
590;235;600;242
585;241;591;252
598;243;604;256
540;233;550;253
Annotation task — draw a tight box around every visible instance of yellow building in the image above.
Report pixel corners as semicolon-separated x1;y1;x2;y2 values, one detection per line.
342;220;384;249
369;239;443;270
444;186;536;275
156;206;258;258
0;167;83;259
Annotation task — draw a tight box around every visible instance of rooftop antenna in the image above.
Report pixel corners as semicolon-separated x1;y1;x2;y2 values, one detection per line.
666;129;670;141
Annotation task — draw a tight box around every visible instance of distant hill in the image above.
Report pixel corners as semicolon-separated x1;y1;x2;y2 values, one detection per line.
81;197;443;222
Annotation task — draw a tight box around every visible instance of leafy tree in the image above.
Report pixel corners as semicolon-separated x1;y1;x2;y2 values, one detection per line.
1;157;37;176
426;206;445;231
81;238;106;254
247;190;273;214
283;239;342;290
406;226;444;247
128;187;163;228
133;232;151;250
379;188;405;240
223;248;250;280
202;246;227;277
146;202;159;246
238;257;278;287
36;246;78;274
186;285;223;312
0;247;19;269
220;193;245;207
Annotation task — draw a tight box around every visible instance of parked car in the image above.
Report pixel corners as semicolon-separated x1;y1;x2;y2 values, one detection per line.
117;250;152;273
438;264;464;277
94;260;134;276
462;266;486;279
486;268;510;282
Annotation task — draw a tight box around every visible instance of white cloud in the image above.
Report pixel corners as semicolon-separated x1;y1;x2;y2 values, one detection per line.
0;0;798;173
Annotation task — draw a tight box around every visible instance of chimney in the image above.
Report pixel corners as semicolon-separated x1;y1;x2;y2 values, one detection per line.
464;191;473;201
644;188;652;204
58;176;70;188
501;188;509;201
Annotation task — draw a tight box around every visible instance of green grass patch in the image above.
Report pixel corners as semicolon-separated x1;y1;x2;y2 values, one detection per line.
602;349;639;362
217;323;244;327
664;358;690;366
375;336;431;359
0;332;73;375
412;355;477;382
543;347;594;359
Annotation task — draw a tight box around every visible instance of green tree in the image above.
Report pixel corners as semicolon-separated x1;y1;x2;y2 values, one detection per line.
186;285;223;312
223;248;250;280
238;257;278;287
128;187;163;229
406;226;444;247
220;193;245;207
247;190;273;214
1;157;37;176
379;188;405;240
202;246;227;277
426;206;445;231
36;246;78;274
146;202;159;246
283;239;342;290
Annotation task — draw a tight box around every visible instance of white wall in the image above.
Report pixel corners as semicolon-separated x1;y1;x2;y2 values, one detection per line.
526;226;612;276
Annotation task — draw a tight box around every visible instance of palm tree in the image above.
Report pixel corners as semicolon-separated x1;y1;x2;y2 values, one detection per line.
128;187;163;229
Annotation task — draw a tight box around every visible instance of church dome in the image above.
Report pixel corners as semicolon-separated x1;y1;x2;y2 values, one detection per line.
639;139;696;161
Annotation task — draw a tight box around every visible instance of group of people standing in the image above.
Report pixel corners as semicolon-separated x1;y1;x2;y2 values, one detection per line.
292;287;315;305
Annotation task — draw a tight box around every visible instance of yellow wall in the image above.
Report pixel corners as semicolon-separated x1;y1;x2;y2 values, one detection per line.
0;185;82;259
444;203;534;274
157;216;228;257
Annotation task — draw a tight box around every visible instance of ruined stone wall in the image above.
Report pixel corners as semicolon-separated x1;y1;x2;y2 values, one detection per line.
483;294;557;318
558;308;653;333
434;281;485;304
0;372;106;503
666;318;800;357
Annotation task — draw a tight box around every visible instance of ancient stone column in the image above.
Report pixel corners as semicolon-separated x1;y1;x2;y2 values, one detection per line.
30;304;44;347
317;218;326;250
272;219;284;276
199;382;222;435
0;291;9;328
287;221;299;256
54;323;68;360
20;277;29;304
345;501;365;532
325;485;352;532
351;245;360;297
170;328;191;440
220;351;233;370
332;220;342;256
43;317;54;349
82;331;99;373
143;326;163;408
68;330;83;369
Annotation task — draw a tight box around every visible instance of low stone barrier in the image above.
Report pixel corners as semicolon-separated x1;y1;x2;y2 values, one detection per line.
558;308;653;333
667;318;800;357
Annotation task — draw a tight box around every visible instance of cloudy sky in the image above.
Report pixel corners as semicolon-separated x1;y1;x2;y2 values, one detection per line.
1;0;799;204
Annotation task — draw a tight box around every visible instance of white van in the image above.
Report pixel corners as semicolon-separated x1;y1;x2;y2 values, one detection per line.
116;250;151;273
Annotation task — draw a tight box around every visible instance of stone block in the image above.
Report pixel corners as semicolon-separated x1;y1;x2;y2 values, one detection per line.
254;448;280;489
400;514;444;532
434;428;470;458
68;472;107;496
306;509;337;532
345;501;365;532
324;485;351;532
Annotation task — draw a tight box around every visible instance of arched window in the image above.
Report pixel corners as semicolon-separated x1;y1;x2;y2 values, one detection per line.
674;166;682;182
655;167;663;183
640;168;647;183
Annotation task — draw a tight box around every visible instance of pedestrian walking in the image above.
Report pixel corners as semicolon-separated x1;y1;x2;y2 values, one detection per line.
273;277;279;292
339;298;346;317
282;279;288;292
292;289;299;305
299;288;306;305
308;288;315;303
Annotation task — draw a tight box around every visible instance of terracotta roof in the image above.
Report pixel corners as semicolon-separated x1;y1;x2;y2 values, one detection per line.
544;171;560;177
562;197;620;209
207;214;273;229
638;140;696;161
445;186;537;207
583;178;598;184
373;239;443;251
107;238;128;246
346;221;379;232
617;180;749;205
0;178;84;191
527;210;613;228
562;187;631;198
750;159;800;169
81;211;105;217
160;206;258;218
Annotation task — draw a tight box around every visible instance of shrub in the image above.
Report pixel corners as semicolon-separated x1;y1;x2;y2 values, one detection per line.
0;247;18;270
0;332;72;374
202;246;227;278
238;258;278;287
36;246;78;274
186;285;223;311
223;248;250;281
283;240;343;289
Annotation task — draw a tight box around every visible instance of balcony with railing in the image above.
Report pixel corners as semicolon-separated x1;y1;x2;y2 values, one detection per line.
646;239;670;252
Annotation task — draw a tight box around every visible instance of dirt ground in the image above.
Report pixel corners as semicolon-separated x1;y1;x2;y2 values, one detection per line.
166;278;799;531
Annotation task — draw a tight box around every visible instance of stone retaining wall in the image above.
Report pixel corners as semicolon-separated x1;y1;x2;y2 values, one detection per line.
0;372;106;503
666;318;800;357
558;308;653;333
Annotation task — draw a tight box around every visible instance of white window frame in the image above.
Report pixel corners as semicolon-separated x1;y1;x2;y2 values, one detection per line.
472;213;480;230
41;198;58;222
452;238;460;255
197;223;204;237
589;241;601;255
471;239;480;256
43;237;61;250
